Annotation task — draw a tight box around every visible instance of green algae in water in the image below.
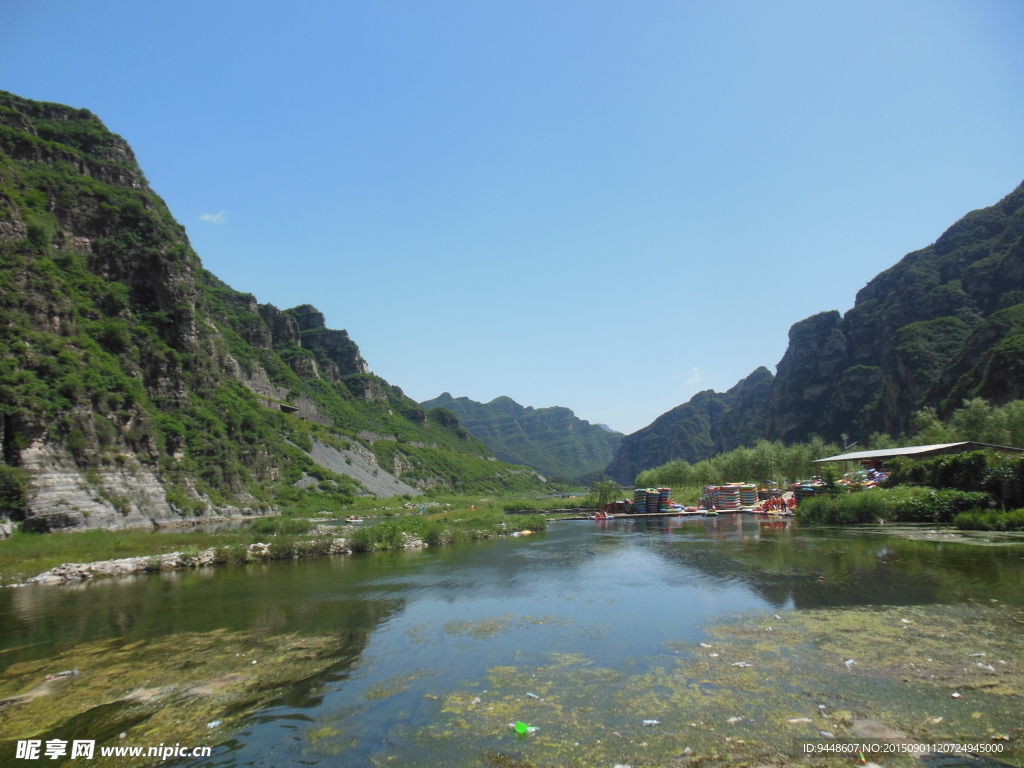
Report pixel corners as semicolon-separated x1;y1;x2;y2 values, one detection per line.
443;615;515;639
413;603;1024;768
0;629;351;766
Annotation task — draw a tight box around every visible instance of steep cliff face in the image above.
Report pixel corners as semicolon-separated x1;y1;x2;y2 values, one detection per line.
765;180;1024;441
421;393;623;481
606;181;1024;481
604;367;773;484
0;90;546;530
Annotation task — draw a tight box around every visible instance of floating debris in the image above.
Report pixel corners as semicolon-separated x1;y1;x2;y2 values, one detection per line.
788;717;813;723
44;669;79;681
643;719;661;726
731;661;753;668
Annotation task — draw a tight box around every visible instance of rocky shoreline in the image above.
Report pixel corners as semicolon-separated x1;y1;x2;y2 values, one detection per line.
9;528;429;588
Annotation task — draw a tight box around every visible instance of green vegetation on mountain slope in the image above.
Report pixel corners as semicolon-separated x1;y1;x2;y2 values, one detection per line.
421;392;623;482
609;180;1024;482
0;90;546;528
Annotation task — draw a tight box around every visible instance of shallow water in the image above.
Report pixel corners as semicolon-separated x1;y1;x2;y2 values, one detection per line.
2;516;1023;766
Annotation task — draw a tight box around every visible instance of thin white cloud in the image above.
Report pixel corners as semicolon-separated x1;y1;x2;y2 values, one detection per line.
199;211;227;225
687;367;703;386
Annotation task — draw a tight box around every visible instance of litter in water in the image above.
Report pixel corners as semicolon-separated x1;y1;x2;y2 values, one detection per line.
45;669;79;680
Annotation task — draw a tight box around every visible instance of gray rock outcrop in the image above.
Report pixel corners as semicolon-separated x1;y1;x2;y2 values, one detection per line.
299;439;421;498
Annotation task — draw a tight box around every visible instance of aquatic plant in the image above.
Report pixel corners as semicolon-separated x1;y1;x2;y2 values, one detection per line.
425;604;1024;768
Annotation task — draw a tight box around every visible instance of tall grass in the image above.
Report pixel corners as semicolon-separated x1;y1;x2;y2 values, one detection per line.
251;517;312;535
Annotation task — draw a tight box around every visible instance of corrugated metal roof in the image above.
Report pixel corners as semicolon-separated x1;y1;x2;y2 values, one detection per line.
812;442;1023;463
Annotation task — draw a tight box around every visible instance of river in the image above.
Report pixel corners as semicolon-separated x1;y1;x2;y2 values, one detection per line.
2;516;1023;766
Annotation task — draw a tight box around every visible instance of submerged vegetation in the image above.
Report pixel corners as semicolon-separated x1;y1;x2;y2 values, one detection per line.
0;629;352;767
430;603;1024;768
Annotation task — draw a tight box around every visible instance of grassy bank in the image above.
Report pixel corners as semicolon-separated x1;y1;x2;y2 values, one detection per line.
795;486;994;525
0;510;547;585
281;490;589;518
345;510;546;551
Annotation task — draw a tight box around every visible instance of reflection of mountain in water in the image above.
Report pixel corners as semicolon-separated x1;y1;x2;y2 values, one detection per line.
0;560;405;678
640;518;1024;609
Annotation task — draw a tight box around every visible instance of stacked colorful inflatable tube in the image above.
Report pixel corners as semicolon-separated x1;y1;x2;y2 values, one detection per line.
739;484;759;508
646;488;660;514
658;488;671;512
712;484;742;511
634;488;647;513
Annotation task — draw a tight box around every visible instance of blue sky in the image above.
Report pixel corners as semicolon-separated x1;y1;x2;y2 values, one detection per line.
3;1;1023;433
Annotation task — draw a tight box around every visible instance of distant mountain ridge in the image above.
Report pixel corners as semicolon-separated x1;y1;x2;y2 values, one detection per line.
606;180;1024;483
605;367;773;484
421;393;623;481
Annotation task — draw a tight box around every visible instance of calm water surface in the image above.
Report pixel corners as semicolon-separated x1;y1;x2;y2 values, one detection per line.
2;516;1023;766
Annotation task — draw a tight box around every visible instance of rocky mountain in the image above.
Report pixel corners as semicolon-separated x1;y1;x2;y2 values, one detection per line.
421;393;623;481
607;180;1024;482
0;90;546;531
765;180;1024;441
605;367;773;484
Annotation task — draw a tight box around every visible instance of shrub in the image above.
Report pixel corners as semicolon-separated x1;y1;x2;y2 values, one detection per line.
797;487;996;525
954;508;1024;531
886;451;1024;507
0;465;30;520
